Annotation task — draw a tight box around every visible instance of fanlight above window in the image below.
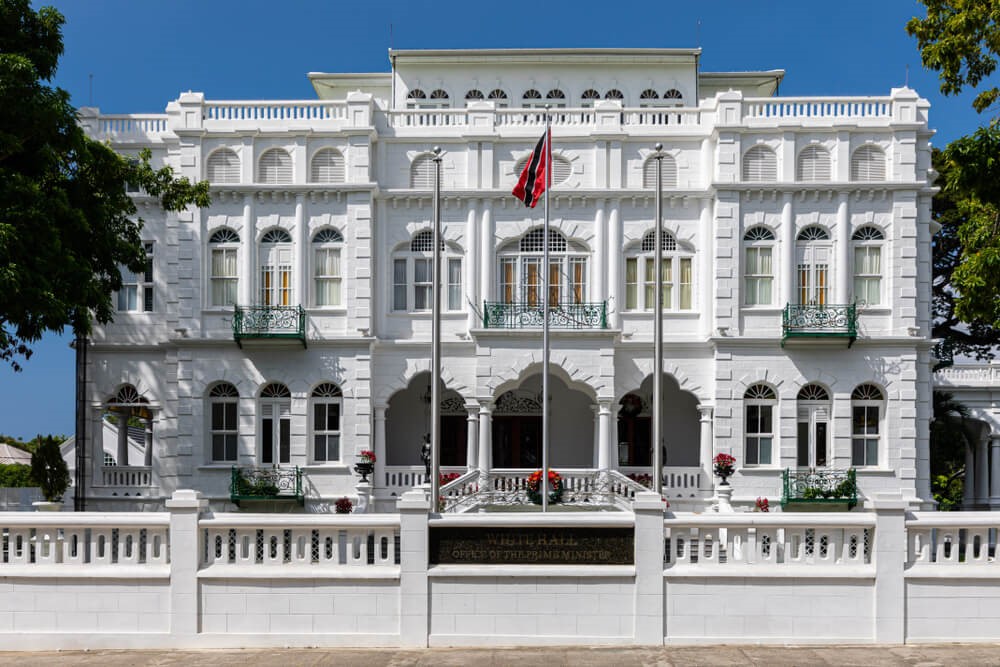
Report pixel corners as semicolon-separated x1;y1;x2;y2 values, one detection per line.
797;384;830;401
581;89;601;101
520;228;568;253
852;383;884;401
261;383;291;398
663;89;683;100
410;230;445;252
465;89;484;100
313;228;343;243
209;228;240;244
312;382;343;398
744;226;775;241
641;230;678;252
112;384;146;405
852;226;885;241
522;89;542;100
261;229;292;244
429;89;449;100
488;89;508;101
744;384;776;400
546;89;565;99
605;89;624;100
796;226;830;241
406;89;426;100
640;89;659;100
209;383;238;398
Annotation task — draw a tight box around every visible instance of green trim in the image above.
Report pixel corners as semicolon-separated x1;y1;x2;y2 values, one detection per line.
782;303;857;347
482;301;609;329
230;466;304;506
233;305;307;348
781;468;858;510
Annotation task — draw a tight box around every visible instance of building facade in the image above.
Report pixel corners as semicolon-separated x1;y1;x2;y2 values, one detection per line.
77;48;937;511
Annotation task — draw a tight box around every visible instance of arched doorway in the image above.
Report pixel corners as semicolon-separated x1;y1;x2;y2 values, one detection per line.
386;372;467;467
492;373;594;469
617;374;699;468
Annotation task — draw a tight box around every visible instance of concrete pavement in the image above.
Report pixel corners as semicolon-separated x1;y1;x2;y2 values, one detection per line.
1;645;1000;666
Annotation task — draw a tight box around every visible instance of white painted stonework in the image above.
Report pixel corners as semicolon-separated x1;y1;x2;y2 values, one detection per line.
74;48;943;512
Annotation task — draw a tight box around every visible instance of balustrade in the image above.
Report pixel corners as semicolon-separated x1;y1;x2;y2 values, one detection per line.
0;514;169;568
203;100;348;123
743;97;891;121
482;301;607;329
233;305;306;346
99;465;152;488
906;512;1000;566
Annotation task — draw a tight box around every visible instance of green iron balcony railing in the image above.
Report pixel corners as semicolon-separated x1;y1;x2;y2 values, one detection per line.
230;466;303;507
782;303;857;347
781;468;858;510
233;305;306;348
483;301;608;329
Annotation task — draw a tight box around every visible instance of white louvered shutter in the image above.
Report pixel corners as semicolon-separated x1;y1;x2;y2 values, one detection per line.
643;155;678;188
207;149;240;184
851;146;886;181
310;149;345;183
258;149;292;184
797;146;831;181
410;156;434;188
743;146;777;182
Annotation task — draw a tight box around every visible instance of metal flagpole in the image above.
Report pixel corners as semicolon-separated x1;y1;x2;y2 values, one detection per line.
430;147;443;510
541;110;551;512
652;143;664;495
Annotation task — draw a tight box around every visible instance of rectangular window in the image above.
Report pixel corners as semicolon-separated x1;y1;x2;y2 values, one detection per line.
745;404;773;465
314;247;341;307
523;258;542;308
625;258;638;310
392;259;407;311
447;258;462;311
500;258;516;305
211;247;238;307
413;258;431;310
569;258;587;304
211;401;238;462
117;242;154;312
313;402;341;462
745;247;773;306
260;266;274;306
643;258;671;310
854;246;881;306
679;257;692;310
852;405;879;466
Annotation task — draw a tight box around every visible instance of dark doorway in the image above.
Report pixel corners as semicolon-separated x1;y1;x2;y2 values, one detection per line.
492;416;542;468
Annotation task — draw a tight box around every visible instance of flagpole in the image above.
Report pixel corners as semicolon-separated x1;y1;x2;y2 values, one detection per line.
541;109;551;512
430;146;443;511
652;143;664;495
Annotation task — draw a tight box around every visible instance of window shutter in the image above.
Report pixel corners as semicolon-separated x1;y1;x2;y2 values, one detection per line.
851;146;886;181
797;146;831;181
207;149;240;184
258;149;292;184
310;149;345;183
551;156;572;185
410;155;434;188
643;155;678;188
742;146;777;182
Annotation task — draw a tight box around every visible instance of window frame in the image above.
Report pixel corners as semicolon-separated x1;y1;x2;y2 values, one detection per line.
742;145;778;182
117;241;154;313
496;228;589;307
744;384;777;466
743;226;775;307
312;228;344;309
851;384;884;467
623;231;693;312
309;148;345;184
209;228;240;309
852;226;885;307
391;231;463;313
257;148;293;184
208;383;239;463
311;383;343;464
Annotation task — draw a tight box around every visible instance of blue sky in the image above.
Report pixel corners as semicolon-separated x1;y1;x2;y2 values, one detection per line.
0;0;984;441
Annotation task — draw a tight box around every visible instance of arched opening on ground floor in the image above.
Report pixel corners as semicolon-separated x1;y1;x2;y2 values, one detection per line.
618;373;700;468
386;372;467;468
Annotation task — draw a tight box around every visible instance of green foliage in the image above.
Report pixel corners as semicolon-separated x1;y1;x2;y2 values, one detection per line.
0;463;33;487
930;392;974;510
235;475;279;497
29;434;69;501
0;0;210;370
907;0;1000;113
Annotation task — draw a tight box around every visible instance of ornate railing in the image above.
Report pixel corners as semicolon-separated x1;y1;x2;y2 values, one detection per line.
233;305;306;347
781;468;858;510
482;301;607;329
782;303;857;346
230;466;303;506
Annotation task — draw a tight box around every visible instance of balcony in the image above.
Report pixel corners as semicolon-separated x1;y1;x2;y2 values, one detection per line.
230;466;303;507
781;303;857;347
482;301;608;329
233;305;306;348
781;468;858;511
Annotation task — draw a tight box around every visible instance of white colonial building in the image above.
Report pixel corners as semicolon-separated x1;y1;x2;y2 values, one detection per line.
77;47;938;512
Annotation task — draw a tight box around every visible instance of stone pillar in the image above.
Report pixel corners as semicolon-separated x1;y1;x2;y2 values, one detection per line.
479;202;493;313
963;440;976;508
991;436;1000;507
166;490;207;639
143;415;154;467
397;488;430;647
779;192;794;308
241;194;254;306
466;201;479;331
835;192;850;305
373;405;387;493
633;491;666;644
698;405;715;491
608;204;622;329
591;405;601;469
477;402;493;487
594;201;606;303
977;436;989;506
598;401;612;471
117;408;130;467
295;195;306;308
872;496;908;643
465;405;479;472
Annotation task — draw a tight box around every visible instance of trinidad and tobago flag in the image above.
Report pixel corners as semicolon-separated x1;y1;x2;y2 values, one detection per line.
512;128;551;208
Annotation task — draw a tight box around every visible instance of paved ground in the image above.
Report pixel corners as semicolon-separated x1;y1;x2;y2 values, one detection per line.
2;645;1000;666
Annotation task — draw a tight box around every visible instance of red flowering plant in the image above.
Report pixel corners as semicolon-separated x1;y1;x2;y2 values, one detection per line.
627;473;654;489
334;497;353;514
526;469;564;505
440;472;461;486
713;453;736;484
358;450;376;463
755;497;770;513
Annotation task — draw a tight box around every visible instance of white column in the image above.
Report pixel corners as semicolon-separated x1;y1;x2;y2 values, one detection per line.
699;198;713;337
991;436;1000;505
963;441;976;508
397;489;430;647
479;202;493;311
634;492;667;644
976;435;989;506
835;192;850;305
698;405;714;491
117;409;130;467
477;402;492;484
373;405;387;493
465;406;479;472
593;200;606;303
591;406;601;469
143;415;153;467
295;195;306;307
241;194;254;306
608;203;622;329
166;490;207;640
779;192;794;308
465;200;479;331
598;401;612;471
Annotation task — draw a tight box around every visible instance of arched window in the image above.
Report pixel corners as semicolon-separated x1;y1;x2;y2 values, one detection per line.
209;228;239;307
257;148;292;184
625;230;693;311
580;89;601;107
259;383;290;465
796;226;832;305
117;241;154;313
487;89;509;108
797;384;830;468
498;228;588;307
797;145;831;181
310;148;345;183
392;231;462;312
851;145;886;181
206;148;240;184
259;229;293;306
429;89;449;101
851;383;884;466
743;226;775;306
642;154;678;189
208;383;238;462
313;228;344;307
410;154;435;188
663;88;683;103
852;225;885;306
465;89;484;101
604;89;624;102
405;88;426;109
744;384;776;465
311;382;343;463
522;89;543;108
742;146;777;182
546;89;566;108
639;89;660;104
106;384;150;468
513;154;572;187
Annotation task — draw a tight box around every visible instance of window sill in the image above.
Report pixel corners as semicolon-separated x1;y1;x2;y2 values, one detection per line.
854;467;895;475
300;464;352;472
305;307;348;314
198;464;238;470
388;311;466;318
621;311;700;318
736;466;781;473
856;307;890;315
740;306;783;313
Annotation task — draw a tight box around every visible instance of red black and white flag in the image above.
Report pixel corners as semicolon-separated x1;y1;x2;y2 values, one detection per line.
512;128;551;208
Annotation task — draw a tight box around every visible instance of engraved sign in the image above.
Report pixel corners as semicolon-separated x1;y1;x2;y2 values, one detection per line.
429;526;634;565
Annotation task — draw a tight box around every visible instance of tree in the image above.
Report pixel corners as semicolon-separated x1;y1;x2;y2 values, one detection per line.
0;0;210;370
929;391;976;510
29;434;69;502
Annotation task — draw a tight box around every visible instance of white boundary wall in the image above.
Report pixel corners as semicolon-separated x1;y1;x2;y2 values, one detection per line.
0;490;999;648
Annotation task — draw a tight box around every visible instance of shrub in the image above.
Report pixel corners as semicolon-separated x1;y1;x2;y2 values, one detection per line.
30;435;70;502
0;464;34;488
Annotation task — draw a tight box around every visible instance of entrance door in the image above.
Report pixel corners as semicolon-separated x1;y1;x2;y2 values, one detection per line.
796;404;829;468
492;416;542;468
261;401;291;464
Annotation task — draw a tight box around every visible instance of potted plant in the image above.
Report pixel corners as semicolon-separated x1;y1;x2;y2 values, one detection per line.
354;450;376;482
334;497;353;514
713;453;736;486
30;435;70;511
